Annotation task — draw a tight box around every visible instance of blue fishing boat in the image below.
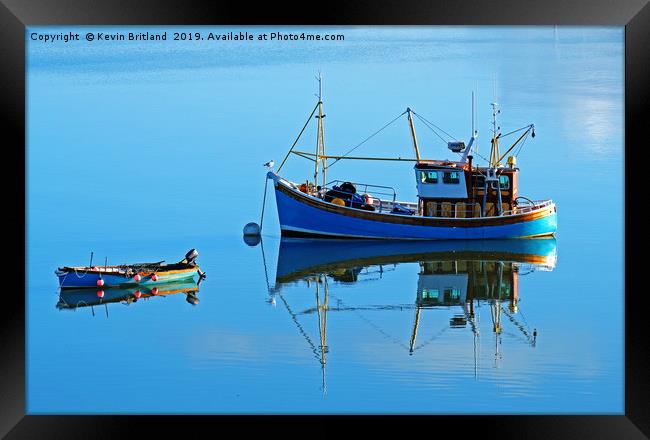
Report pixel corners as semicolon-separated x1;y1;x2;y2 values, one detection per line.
55;249;206;289
275;237;557;284
267;237;555;379
266;76;557;240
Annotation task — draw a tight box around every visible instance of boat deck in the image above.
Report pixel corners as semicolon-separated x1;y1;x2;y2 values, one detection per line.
284;176;552;220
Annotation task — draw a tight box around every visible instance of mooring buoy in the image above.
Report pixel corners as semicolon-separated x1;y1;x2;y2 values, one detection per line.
243;234;261;247
243;222;261;236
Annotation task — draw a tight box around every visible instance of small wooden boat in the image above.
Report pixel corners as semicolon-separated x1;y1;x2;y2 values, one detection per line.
55;249;205;289
267;76;557;240
56;280;201;310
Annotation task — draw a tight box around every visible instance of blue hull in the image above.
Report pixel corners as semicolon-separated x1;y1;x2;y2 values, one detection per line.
57;280;200;309
276;237;557;278
57;270;198;289
276;237;557;282
272;177;557;240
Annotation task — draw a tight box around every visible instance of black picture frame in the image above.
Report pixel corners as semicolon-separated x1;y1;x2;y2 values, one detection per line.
3;0;647;437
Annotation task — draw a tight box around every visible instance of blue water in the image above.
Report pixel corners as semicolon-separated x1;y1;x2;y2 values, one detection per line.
26;26;624;413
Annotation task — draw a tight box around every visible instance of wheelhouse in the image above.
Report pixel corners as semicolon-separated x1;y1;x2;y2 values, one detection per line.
414;159;520;218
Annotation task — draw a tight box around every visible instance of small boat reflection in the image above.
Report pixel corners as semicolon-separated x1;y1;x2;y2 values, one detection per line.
56;280;201;317
268;238;557;391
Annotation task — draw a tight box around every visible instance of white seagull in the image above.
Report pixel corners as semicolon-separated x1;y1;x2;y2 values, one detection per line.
263;160;274;169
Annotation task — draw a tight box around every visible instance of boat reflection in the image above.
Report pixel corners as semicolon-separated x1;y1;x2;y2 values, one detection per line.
56;280;201;316
268;238;557;392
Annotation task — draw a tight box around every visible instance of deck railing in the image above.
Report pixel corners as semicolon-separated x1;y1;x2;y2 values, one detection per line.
280;175;552;218
501;199;554;216
371;199;418;214
324;180;397;203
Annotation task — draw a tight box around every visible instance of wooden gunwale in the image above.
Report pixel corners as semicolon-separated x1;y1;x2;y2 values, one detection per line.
275;178;554;228
58;266;199;276
276;251;552;284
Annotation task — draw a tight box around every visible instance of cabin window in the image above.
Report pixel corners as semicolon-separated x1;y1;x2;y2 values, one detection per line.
490;175;510;190
421;289;439;300
419;171;438;184
473;175;485;188
443;171;460;184
443;287;461;301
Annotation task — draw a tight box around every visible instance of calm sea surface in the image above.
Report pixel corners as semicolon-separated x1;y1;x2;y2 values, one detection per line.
26;26;623;413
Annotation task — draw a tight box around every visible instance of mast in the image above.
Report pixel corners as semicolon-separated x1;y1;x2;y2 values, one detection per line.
461;91;479;163
316;275;328;395
314;73;327;187
406;108;422;163
409;306;421;354
489;102;501;168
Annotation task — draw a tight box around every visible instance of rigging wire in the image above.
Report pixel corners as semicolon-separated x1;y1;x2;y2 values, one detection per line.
412;111;457;145
470;150;492;166
326;290;412;351
500;124;532;138
411;110;457;139
277;101;320;173
281;102;533;170
326;110;408;169
413;323;450;352
413;113;449;145
500;306;534;344
513;130;531;157
513;300;532;335
277;292;323;363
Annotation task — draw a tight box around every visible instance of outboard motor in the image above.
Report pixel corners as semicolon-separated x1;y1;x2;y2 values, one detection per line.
186;292;200;306
183;248;199;265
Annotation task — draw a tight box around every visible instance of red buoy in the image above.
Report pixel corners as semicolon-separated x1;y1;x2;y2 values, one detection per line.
134;274;141;282
151;287;159;295
96;278;105;287
151;274;158;282
134;290;142;299
97;290;104;298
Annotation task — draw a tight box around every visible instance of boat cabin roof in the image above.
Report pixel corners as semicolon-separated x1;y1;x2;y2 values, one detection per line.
414;162;519;174
414;161;467;170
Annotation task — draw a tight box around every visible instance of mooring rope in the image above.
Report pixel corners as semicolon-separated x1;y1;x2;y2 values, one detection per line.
259;236;272;292
259;175;269;231
72;269;87;278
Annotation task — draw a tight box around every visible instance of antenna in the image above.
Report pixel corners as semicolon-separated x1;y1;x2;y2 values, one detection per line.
491;101;499;136
315;71;323;102
461;91;479;164
475;87;479;156
460;90;478;163
472;91;478;137
471;91;475;135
